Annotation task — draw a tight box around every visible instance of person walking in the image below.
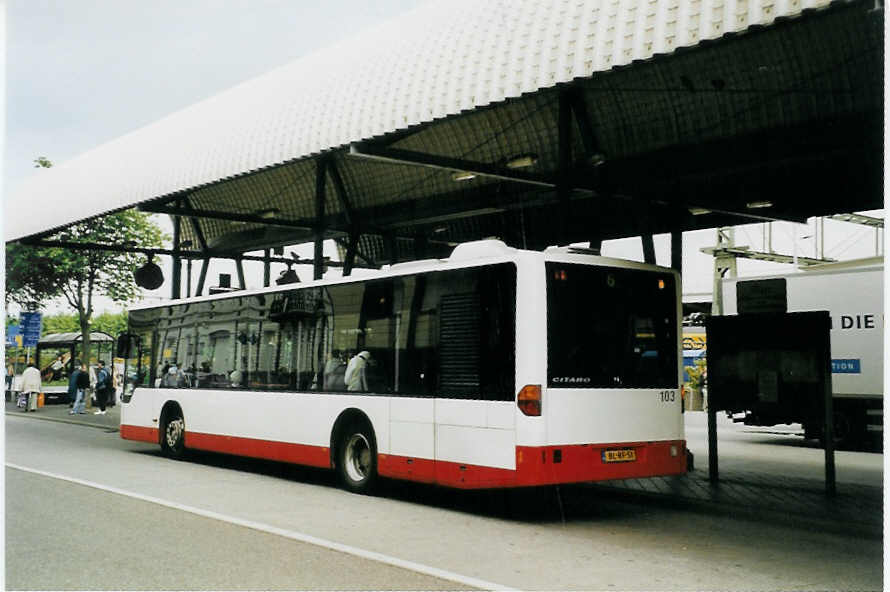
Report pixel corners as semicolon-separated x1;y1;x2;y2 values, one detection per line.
93;360;111;415
66;361;81;406
6;364;14;401
19;362;41;412
70;362;89;415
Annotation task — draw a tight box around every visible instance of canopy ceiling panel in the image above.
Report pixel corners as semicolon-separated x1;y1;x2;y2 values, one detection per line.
9;0;881;261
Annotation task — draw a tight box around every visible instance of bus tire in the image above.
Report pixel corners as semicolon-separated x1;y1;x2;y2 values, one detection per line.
161;408;186;459
336;420;377;494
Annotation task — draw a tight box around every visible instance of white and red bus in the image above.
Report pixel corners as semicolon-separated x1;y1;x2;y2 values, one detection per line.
119;240;686;493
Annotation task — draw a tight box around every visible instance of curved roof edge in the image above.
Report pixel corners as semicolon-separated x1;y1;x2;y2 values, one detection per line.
7;0;844;242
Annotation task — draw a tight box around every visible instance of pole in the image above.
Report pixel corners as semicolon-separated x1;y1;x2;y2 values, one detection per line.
708;402;719;483
172;214;182;299
822;313;836;496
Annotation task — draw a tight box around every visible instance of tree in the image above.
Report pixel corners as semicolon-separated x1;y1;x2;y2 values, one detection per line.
6;206;165;374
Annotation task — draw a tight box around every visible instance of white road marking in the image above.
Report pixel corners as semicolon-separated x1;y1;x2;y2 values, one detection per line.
6;462;512;591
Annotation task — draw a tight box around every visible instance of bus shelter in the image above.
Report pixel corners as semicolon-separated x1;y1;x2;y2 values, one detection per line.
36;332;114;385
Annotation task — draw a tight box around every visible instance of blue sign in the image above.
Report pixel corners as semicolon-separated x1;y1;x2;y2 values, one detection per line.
5;325;20;347
831;359;861;374
19;312;43;348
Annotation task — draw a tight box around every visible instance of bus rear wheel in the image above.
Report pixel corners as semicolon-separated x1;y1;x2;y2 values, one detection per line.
161;410;186;459
336;422;377;494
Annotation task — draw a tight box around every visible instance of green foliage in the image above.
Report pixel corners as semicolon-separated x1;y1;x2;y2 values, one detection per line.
33;156;53;168
90;311;128;337
41;313;80;335
5;203;165;368
6;209;166;312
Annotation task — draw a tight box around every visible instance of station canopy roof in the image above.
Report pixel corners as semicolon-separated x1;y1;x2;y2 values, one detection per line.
38;332;114;346
8;0;882;263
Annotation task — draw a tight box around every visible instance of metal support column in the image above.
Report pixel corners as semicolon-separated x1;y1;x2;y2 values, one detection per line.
236;258;246;289
557;91;573;240
344;231;359;277
822;331;837;496
671;230;682;274
195;258;209;296
642;234;656;265
171;212;182;300
708;403;719;483
263;249;271;287
314;158;328;280
186;258;193;297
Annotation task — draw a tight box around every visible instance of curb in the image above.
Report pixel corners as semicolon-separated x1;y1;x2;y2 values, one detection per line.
5;411;120;432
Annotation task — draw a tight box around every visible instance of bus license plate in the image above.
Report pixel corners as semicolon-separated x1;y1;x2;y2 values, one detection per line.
602;448;636;463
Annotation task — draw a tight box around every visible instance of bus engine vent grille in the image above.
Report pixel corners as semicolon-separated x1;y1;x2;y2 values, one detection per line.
439;293;480;394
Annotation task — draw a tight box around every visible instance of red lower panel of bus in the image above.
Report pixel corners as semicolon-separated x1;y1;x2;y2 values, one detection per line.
379;440;687;489
120;424;158;443
186;432;331;468
121;424;685;488
120;425;330;468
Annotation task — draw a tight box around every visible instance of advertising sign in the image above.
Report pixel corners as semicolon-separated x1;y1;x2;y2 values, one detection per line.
5;325;20;347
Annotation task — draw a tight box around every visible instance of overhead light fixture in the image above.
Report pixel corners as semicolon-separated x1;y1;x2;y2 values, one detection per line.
505;154;538;169
451;171;477;182
689;207;711;216
432;226;448;234
256;207;281;219
588;152;607;167
133;254;164;290
746;200;773;209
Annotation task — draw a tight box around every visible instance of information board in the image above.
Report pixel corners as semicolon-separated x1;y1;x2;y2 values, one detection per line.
19;312;43;348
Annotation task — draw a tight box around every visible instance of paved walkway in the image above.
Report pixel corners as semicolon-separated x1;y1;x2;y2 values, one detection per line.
587;466;881;538
7;398;881;538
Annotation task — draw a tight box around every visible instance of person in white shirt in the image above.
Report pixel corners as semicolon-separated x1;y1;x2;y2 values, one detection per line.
19;363;42;412
344;351;371;392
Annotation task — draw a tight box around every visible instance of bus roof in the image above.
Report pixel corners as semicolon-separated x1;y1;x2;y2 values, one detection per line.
128;240;676;312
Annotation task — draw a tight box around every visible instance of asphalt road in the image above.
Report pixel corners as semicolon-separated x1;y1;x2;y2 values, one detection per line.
5;414;884;590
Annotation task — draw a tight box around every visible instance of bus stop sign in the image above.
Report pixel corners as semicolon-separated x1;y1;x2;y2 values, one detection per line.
19;312;42;348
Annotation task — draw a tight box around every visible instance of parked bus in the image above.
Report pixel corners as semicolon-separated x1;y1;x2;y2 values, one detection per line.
119;240;687;492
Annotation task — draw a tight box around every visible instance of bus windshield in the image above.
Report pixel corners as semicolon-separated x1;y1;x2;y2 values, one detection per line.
546;263;677;389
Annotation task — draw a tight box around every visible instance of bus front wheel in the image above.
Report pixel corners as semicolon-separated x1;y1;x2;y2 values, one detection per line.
336;422;377;494
161;410;186;459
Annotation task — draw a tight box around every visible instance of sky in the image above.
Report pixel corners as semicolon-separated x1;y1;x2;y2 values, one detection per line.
4;0;884;317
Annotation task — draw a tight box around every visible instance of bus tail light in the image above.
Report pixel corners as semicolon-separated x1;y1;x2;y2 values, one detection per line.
518;384;542;416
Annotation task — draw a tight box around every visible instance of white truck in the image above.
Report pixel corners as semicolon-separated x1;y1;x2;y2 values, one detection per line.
722;258;883;449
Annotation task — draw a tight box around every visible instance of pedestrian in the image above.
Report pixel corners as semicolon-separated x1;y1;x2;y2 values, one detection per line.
110;367;121;407
50;355;64;381
6;363;14;401
66;360;81;406
19;362;41;412
93;360;111;415
70;362;89;415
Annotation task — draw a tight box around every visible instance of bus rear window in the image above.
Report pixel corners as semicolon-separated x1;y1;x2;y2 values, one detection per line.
546;263;678;389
